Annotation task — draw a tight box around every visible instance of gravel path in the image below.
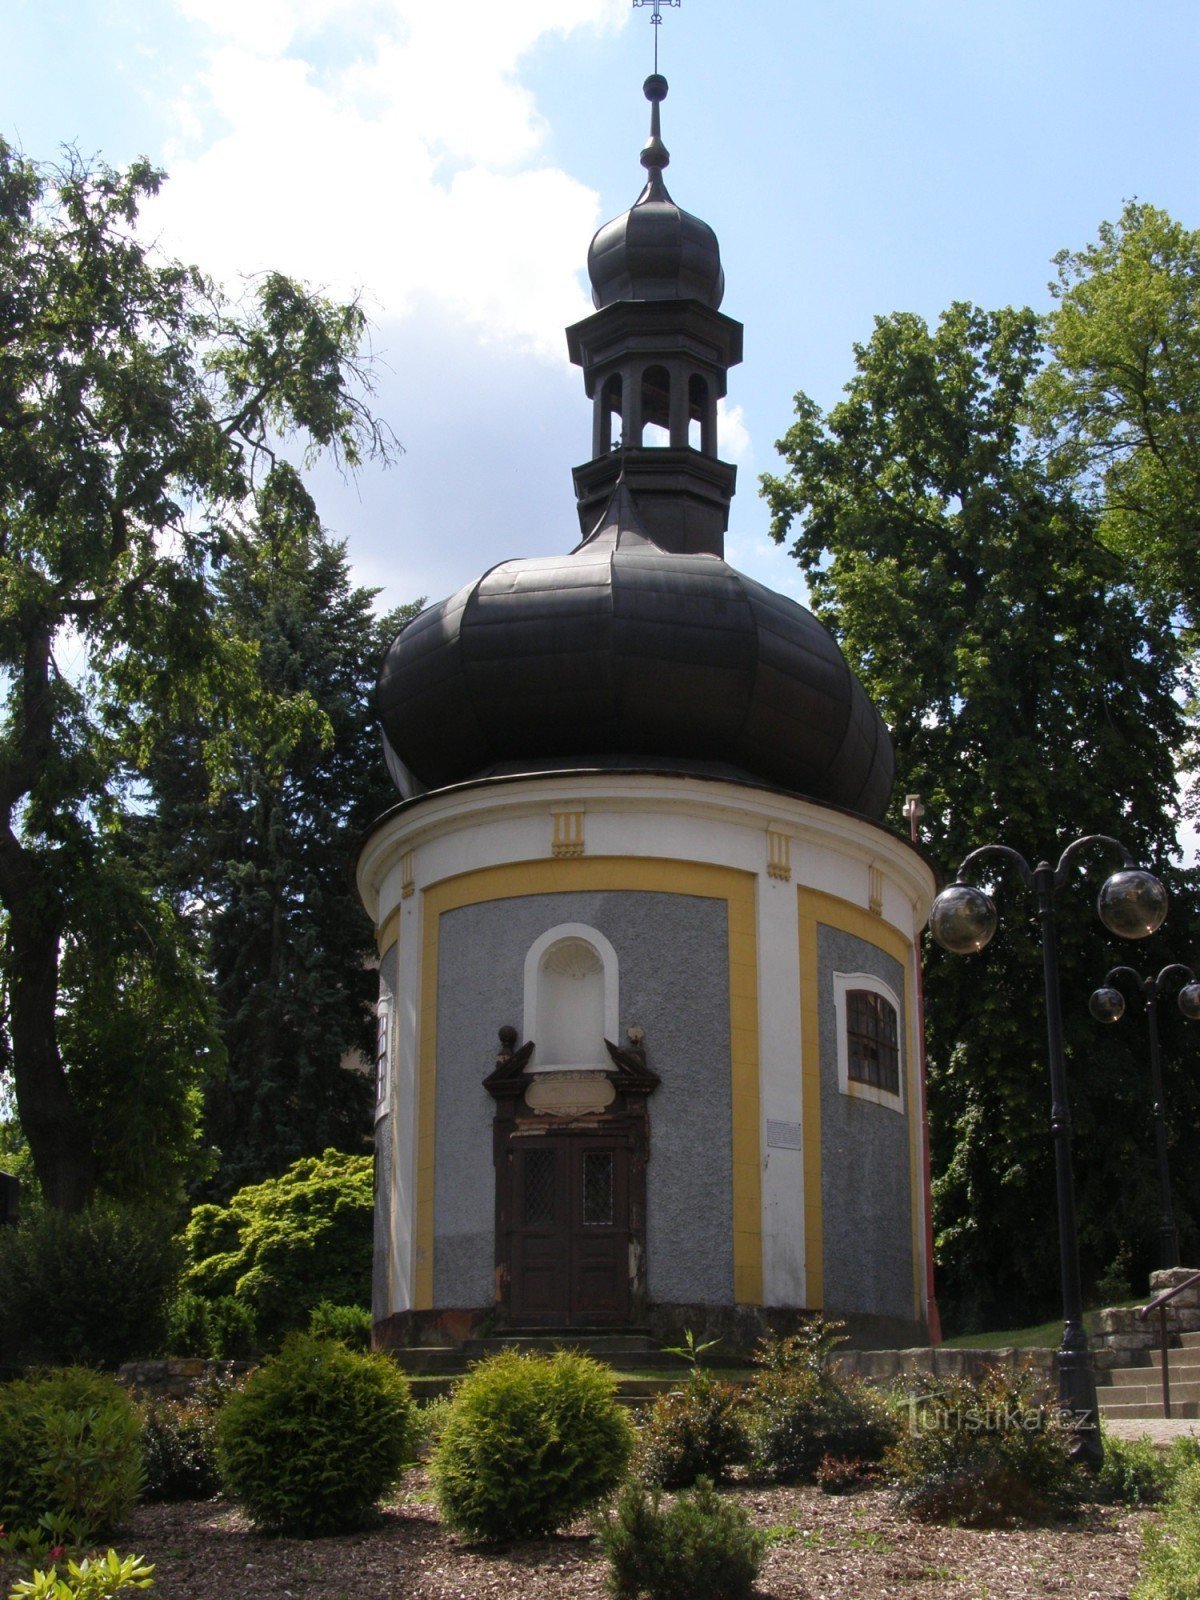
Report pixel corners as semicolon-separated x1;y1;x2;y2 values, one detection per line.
1;1474;1154;1600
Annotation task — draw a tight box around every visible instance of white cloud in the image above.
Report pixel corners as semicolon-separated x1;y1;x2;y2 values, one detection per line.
145;0;627;356
717;399;752;464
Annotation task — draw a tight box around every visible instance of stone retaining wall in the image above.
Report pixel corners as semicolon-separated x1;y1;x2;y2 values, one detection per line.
832;1345;1057;1389
116;1358;255;1400
1094;1269;1200;1366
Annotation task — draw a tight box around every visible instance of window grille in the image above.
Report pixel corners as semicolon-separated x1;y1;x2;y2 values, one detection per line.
846;989;899;1095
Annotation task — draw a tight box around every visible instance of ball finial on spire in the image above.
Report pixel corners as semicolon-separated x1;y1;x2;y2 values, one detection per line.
640;74;670;174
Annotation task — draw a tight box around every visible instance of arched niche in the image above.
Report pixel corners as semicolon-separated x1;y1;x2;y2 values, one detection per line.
523;923;619;1071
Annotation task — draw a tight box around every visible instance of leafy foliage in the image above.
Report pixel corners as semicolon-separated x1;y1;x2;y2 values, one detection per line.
599;1477;766;1600
744;1322;897;1483
8;1550;155;1599
0;139;392;1211
636;1373;747;1489
139;1399;220;1504
432;1349;633;1542
215;1332;414;1536
762;300;1197;1327
1134;1461;1200;1600
0;1370;143;1541
308;1301;372;1352
887;1366;1078;1526
0;1205;179;1368
181;1149;372;1345
1094;1426;1173;1507
1034;203;1200;637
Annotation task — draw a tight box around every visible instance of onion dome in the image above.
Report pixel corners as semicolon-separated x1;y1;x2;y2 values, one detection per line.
376;483;894;819
588;75;725;311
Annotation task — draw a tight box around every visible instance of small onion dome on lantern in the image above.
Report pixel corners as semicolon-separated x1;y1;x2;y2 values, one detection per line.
1096;869;1169;940
587;75;726;311
1088;986;1126;1023
375;481;894;816
928;883;998;954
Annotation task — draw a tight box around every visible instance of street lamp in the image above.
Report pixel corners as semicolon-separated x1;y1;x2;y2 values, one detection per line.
1088;964;1200;1270
929;834;1167;1470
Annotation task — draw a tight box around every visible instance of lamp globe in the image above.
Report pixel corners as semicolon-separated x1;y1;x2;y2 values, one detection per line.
929;884;997;954
1097;870;1168;940
1088;986;1126;1023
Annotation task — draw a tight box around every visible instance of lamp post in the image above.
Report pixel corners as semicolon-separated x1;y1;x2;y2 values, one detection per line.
929;835;1168;1470
1088;965;1200;1271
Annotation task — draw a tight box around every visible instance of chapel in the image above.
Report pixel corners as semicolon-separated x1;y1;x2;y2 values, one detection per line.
358;71;938;1350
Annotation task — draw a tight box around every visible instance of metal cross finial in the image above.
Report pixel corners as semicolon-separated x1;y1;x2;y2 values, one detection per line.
633;0;680;73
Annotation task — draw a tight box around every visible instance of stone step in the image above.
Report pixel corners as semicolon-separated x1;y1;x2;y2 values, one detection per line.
462;1330;660;1356
1151;1338;1200;1362
1098;1381;1200;1408
406;1373;689;1407
1108;1361;1200;1387
1096;1399;1200;1421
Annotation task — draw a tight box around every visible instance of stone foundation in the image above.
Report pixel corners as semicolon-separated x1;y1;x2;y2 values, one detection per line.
1093;1267;1200;1366
373;1303;928;1359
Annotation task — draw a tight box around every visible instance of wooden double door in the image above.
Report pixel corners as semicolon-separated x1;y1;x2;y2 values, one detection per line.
507;1135;631;1327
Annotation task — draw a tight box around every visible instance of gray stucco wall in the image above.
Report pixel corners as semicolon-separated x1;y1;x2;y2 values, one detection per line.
432;890;732;1309
372;942;399;1324
817;925;914;1324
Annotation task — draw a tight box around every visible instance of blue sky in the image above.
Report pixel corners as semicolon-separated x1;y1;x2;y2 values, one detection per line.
4;0;1197;617
6;0;1200;869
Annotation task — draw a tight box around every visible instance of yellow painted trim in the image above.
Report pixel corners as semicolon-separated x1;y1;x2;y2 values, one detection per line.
415;857;762;1310
796;889;923;1323
376;908;401;960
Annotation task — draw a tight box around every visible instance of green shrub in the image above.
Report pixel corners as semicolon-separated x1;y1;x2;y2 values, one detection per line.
636;1373;746;1489
0;1369;143;1540
744;1322;897;1483
599;1477;766;1600
1134;1462;1200;1600
140;1398;220;1503
215;1332;414;1535
308;1301;372;1352
162;1293;210;1359
0;1207;180;1369
205;1297;257;1360
8;1549;155;1598
432;1349;633;1542
1096;1426;1172;1506
182;1151;372;1345
887;1366;1079;1526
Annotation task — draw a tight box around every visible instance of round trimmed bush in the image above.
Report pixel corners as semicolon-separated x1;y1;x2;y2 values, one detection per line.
432;1348;633;1541
0;1368;144;1538
215;1332;415;1535
600;1476;766;1600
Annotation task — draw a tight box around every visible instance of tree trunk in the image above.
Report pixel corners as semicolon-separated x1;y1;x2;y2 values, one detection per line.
6;900;96;1212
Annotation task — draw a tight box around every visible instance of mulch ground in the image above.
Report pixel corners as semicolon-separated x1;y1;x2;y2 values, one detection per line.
0;1472;1154;1600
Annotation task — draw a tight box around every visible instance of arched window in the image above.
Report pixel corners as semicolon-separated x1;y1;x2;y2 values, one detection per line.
640;365;671;447
374;999;392;1121
688;373;710;452
600;373;623;452
523;923;619;1070
832;971;903;1111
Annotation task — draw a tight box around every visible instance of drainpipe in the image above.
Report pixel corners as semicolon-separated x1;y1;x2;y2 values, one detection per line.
904;793;942;1345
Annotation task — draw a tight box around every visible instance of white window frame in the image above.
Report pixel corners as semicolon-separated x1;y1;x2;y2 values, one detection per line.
522;922;619;1072
374;999;393;1122
833;970;904;1113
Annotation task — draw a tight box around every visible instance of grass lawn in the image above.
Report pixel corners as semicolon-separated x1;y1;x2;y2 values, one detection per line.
941;1298;1143;1349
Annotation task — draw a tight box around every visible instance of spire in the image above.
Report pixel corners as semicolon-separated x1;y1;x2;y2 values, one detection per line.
639;74;670;200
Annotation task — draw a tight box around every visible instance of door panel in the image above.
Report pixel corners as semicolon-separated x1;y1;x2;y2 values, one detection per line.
508;1136;632;1326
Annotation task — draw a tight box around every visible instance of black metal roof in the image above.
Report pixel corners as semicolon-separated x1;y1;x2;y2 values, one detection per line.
376;485;894;818
588;74;724;311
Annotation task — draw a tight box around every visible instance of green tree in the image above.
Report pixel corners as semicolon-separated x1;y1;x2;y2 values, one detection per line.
1035;202;1200;635
0;141;393;1210
762;302;1198;1329
147;467;420;1194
